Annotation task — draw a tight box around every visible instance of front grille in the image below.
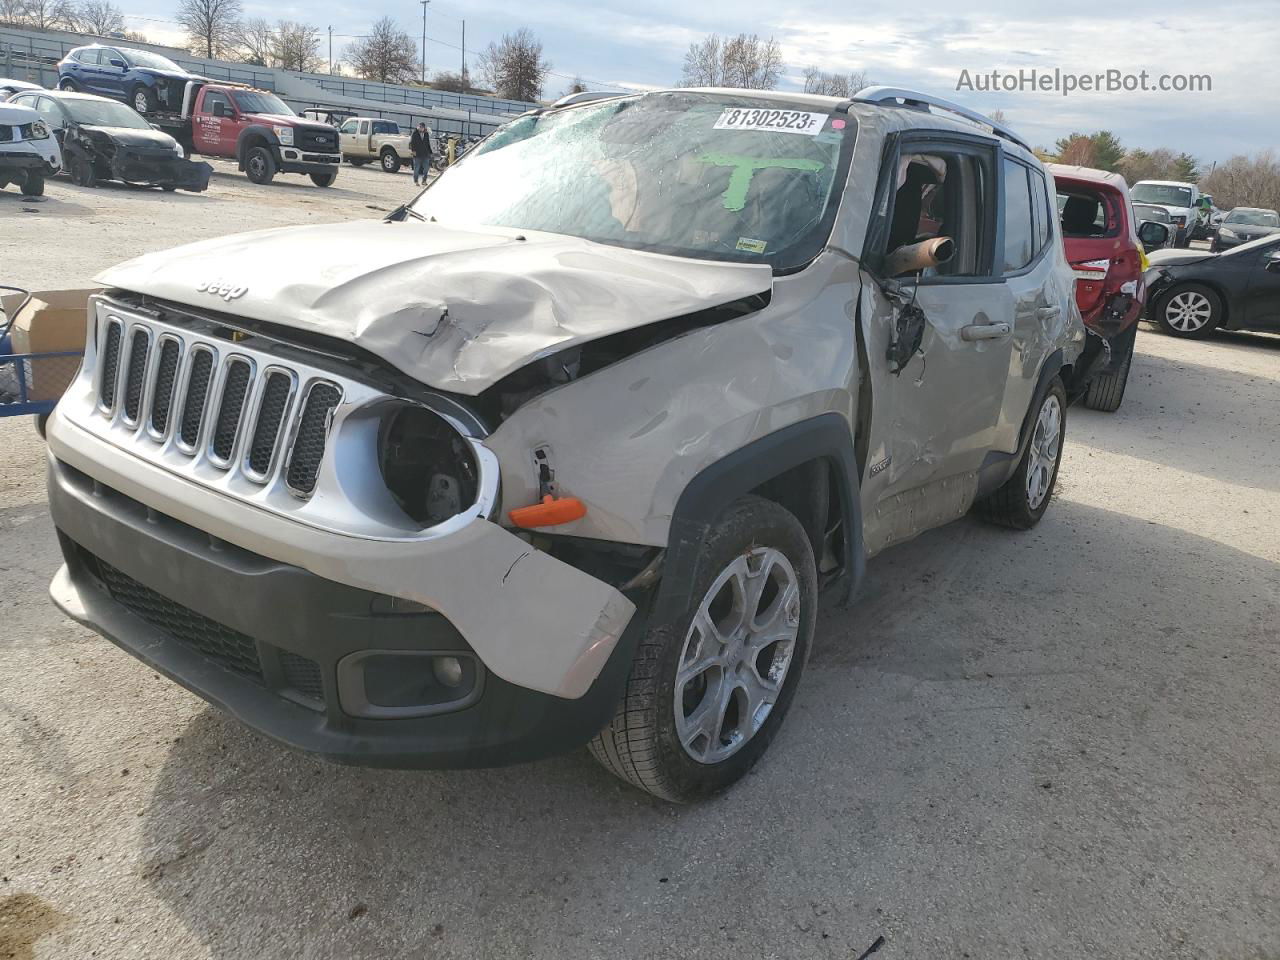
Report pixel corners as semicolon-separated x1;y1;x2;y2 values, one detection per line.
280;650;324;701
286;382;342;494
122;329;149;423
297;129;336;151
150;338;181;434
211;357;252;462
99;320;122;409
93;555;264;681
94;308;345;498
179;348;214;448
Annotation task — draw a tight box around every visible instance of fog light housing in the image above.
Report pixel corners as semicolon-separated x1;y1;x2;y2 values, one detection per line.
337;649;482;718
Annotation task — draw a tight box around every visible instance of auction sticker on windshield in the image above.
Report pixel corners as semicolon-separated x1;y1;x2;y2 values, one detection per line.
713;108;829;136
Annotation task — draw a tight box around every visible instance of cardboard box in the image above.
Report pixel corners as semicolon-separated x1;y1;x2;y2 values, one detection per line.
1;288;97;403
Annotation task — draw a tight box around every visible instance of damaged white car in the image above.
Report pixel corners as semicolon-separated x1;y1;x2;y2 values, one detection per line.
45;87;1085;801
0;100;61;195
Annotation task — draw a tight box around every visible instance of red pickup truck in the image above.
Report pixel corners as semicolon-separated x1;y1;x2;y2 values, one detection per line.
156;81;342;187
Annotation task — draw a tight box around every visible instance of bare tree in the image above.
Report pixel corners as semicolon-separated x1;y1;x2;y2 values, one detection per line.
274;20;321;73
75;0;125;35
564;75;586;95
176;0;242;59
1200;151;1280;211
477;28;550;102
16;0;79;29
235;16;276;65
802;66;872;97
682;33;782;90
346;17;419;84
988;108;1007;125
430;70;468;93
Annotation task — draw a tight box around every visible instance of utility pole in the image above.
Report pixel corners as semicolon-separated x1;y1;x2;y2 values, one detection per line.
328;26;332;75
420;0;429;83
460;20;465;86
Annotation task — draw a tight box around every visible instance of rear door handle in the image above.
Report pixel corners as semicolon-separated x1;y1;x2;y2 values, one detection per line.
1037;306;1062;320
961;321;1012;341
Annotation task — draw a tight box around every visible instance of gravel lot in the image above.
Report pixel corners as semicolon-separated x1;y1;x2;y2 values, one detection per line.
2;164;1278;960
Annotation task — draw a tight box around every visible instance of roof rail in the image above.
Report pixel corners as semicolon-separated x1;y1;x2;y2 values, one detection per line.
550;90;626;109
852;85;1032;152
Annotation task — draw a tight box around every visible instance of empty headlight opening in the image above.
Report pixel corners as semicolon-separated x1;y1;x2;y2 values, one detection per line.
378;404;481;527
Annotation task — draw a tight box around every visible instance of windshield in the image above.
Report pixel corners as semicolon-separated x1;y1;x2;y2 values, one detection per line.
410;92;856;270
1131;183;1193;206
1224;209;1280;226
232;91;294;116
123;49;184;73
65;97;151;129
1133;204;1171;222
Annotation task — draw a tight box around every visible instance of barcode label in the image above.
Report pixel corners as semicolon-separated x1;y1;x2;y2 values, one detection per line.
713;108;828;136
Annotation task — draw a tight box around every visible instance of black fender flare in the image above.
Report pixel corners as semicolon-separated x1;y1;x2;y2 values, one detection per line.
235;125;280;167
653;412;866;623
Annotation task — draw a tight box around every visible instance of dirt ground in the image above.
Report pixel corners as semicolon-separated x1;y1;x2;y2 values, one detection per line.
1;163;1279;960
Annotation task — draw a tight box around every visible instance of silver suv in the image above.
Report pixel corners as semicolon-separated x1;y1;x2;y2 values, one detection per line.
46;87;1084;801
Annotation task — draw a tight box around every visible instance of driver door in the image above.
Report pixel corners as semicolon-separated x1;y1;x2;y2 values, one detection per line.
856;133;1016;555
338;118;359;157
1241;240;1280;329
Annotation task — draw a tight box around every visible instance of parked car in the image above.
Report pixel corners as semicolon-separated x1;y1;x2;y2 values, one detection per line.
338;116;436;172
1132;203;1175;250
301;106;355;128
1210;207;1280;252
0;78;42;101
1048;164;1155;412
56;44;194;115
1130;179;1201;247
1144;236;1280;337
8;89;210;192
0;100;62;195
44;86;1085;802
148;81;341;186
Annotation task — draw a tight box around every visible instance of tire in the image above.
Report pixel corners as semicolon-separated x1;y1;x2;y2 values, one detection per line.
131;85;157;114
379;147;401;173
244;145;275;185
34;413;49;438
1083;325;1136;413
67;149;96;188
310;171;336;187
161;185;178;192
57;77;78;91
20;172;44;196
975;379;1066;530
589;495;818;802
1154;283;1221;339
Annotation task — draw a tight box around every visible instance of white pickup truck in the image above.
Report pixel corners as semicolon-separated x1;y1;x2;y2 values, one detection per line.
338;117;437;173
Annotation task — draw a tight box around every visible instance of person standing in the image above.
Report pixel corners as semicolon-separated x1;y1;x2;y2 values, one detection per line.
410;122;433;186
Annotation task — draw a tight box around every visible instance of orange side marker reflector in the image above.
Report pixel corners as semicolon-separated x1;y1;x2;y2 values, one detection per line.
509;495;587;528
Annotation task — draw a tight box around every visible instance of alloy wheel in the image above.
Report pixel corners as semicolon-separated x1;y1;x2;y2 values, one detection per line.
134;90;149;113
1164;290;1213;332
674;547;801;764
1026;393;1062;511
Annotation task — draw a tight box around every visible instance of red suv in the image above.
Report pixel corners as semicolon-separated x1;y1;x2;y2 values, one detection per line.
1049;164;1152;412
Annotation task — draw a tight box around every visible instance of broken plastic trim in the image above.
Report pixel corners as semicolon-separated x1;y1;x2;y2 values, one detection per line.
473;290;772;423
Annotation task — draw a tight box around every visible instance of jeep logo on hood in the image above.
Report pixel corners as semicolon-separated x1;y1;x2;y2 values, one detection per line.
196;280;247;301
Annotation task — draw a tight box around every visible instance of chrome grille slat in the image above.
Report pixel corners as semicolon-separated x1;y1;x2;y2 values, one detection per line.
148;336;182;438
98;319;123;411
122;328;151;425
244;369;296;482
285;382;343;496
178;347;215;451
209;356;254;467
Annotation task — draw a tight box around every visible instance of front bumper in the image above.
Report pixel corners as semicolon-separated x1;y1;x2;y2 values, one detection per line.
110;149;212;191
275;147;341;175
0;150;60;176
47;455;649;768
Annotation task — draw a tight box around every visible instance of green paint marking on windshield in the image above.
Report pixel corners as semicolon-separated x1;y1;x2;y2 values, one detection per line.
697;153;825;211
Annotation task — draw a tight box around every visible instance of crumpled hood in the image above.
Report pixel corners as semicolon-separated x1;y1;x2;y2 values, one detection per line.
1146;248;1215;268
96;219;773;394
81;125;178;151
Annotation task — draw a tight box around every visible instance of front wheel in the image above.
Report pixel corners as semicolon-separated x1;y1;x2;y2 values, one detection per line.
244;145;276;185
309;171;336;187
57;77;78;91
590;495;817;802
1155;283;1221;338
21;171;45;196
67;149;96;188
975;379;1066;530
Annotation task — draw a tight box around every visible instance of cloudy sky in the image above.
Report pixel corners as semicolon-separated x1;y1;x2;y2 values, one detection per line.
127;0;1275;161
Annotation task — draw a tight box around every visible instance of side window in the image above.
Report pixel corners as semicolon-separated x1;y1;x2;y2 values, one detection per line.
881;144;995;278
81;49;102;65
35;97;63;128
359;120;369;135
339;119;358;134
1002;157;1034;273
203;90;231;115
1031;169;1053;252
